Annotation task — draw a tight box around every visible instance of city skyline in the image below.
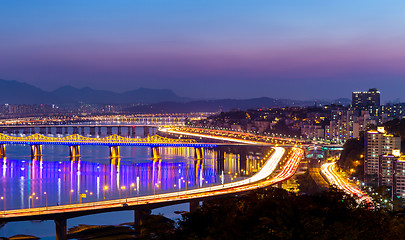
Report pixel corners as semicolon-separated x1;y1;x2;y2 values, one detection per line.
1;1;405;102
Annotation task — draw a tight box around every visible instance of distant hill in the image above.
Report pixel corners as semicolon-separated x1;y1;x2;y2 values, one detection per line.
124;97;351;113
0;79;187;104
0;79;352;108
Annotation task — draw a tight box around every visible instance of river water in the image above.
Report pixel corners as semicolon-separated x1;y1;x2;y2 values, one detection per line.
0;127;259;238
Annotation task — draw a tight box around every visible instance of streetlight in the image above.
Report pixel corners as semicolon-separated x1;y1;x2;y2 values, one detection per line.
70;189;74;204
120;186;127;201
1;196;4;215
130;183;135;196
44;192;47;209
103;186;108;199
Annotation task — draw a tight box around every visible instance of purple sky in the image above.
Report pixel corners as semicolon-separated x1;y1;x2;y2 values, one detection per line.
1;1;405;102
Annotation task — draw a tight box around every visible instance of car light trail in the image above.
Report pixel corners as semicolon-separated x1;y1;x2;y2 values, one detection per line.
321;162;373;207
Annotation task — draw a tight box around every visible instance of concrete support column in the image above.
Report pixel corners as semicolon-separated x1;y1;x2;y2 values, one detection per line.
109;146;120;158
127;127;131;137
31;145;43;158
189;200;200;213
64;127;68;135
194;147;204;160
151;147;160;159
69;145;81;158
89;127;96;135
239;148;247;176
0;144;5;156
73;127;79;134
80;127;85;135
48;127;52;134
144;127;149;137
134;208;149;231
39;127;46;134
107;127;113;135
55;218;67;240
97;127;102;136
216;148;225;173
117;127;122;136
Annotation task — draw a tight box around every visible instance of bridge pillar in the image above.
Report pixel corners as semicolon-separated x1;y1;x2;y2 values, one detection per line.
144;127;149;137
107;127;113;135
109;146;120;158
127;127;131;137
189;200;200;213
98;127;102;136
56;127;62;134
132;127;136;138
73;127;79;134
89;127;96;135
117;127;122;136
31;145;43;157
0;144;5;156
194;147;204;160
39;127;46;134
69;145;81;158
151;147;160;159
64;127;68;135
239;149;247;176
55;218;67;240
216;148;225;173
80;127;85;135
47;127;52;134
30;127;35;134
134;208;150;231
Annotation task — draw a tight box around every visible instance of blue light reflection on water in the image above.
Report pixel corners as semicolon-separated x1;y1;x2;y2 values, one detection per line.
0;142;251;238
0;145;219;210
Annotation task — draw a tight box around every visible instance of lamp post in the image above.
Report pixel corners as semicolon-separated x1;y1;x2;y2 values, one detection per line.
1;196;4;215
130;183;135;196
44;192;47;209
103;186;108;200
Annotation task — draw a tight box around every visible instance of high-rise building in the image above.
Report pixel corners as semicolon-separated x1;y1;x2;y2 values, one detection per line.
379;150;405;199
352;88;380;117
364;127;401;184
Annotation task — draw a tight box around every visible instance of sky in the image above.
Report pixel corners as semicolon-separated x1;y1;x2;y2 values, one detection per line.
1;1;405;102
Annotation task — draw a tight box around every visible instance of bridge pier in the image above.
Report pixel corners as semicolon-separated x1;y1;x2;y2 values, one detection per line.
144;127;149;137
98;127;102;136
69;145;81;158
23;127;29;134
47;127;52;134
56;127;62;134
55;218;67;240
216;148;225;173
239;149;247;176
80;127;85;135
31;144;43;157
189;200;200;213
107;127;113;135
73;127;79;134
64;127;68;135
39;127;46;134
0;144;5;156
90;127;96;135
117;127;122;136
127;127;131;137
194;147;204;160
109;146;120;158
134;208;149;231
151;147;160;159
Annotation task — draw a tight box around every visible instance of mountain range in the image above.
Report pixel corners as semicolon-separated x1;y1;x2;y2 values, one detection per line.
0;79;351;111
0;79;187;104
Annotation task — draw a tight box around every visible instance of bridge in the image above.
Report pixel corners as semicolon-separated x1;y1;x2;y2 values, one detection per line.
0;147;304;240
0;133;216;159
